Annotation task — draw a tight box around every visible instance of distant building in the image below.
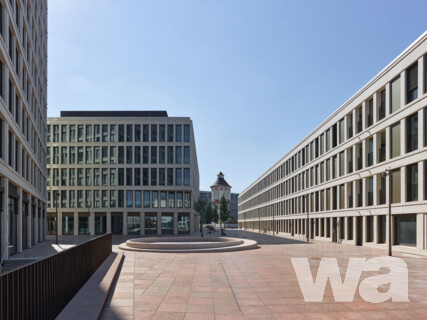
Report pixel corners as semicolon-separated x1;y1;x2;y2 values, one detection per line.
199;172;239;222
47;110;200;236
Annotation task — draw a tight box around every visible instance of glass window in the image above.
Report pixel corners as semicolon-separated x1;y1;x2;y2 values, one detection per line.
176;146;182;164
135;146;141;164
367;138;373;167
143;125;149;142
159;168;166;186
184;146;190;164
77;168;84;186
135;191;142;208
135;125;141;142
77;147;84;164
169;192;175;208
110;168;116;185
118;125;124;142
391;122;401;159
406;62;418;103
102;168;108;186
151;146;157;164
110;190;116;207
127;190;133;208
53;147;59;164
151;168;157;185
135;168;141;185
53;125;59;142
126;146;132;164
357;143;363;170
102;146;108;164
339;152;344;176
167;125;173;142
85;125;92;142
357;180;363;207
102;190;108;208
94;146;100;164
167;146;173;164
152;191;158;208
407;163;418;202
94;125;100;142
325;129;330;152
118;190;124;208
85;146;92;164
118;168;124;186
110;146;116;164
102;125;108;142
61;169;67;186
184;168;190;186
126;168;132;186
159;146;166;164
159;125;165;142
77;190;84;208
390;76;401;114
378;174;386;205
378;89;386;120
47;147;51;164
143;146;149;164
185;192;191;208
356;106;363;133
110;125;116;142
77;125;84;142
47;125;51;142
391;169;401;203
160;191;167;208
86;168;92;186
69;169;75;186
143;168;149;186
118;146;124;164
61;125;67;142
176;125;182;142
367;177;373;206
69;190;76;208
94;168;100;186
176;168;182;185
377;131;386;163
151;125;157;142
406;113;418;153
367;98;373;127
184;125;190;142
177;192;183;208
144;191;150;208
70;125;76;142
167;168;173;186
126;124;132;142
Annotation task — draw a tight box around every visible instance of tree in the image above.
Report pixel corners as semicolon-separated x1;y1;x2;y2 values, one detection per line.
205;204;213;224
219;196;230;235
211;205;219;224
194;198;206;233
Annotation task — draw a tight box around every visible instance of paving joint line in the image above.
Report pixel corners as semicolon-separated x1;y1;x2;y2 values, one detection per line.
219;262;241;312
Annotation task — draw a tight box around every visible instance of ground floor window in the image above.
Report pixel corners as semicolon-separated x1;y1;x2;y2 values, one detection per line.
96;214;107;235
162;214;173;234
79;215;89;235
145;214;157;235
395;215;416;246
112;214;123;234
178;213;189;234
63;215;74;235
128;215;140;235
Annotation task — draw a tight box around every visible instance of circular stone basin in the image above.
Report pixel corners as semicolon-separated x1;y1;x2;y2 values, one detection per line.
118;236;258;253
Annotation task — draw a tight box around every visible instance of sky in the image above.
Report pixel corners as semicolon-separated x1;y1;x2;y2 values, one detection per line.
47;0;427;194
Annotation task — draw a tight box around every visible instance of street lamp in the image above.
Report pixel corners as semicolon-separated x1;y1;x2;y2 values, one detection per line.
55;191;60;245
382;168;392;256
304;195;309;242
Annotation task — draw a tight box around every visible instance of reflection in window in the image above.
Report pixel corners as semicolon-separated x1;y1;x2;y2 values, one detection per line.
390;76;401;113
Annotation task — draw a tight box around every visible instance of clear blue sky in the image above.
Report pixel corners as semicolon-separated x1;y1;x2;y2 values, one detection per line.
48;0;427;193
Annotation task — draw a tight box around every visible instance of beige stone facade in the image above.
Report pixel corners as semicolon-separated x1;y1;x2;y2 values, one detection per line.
47;111;199;236
0;0;48;259
239;31;427;255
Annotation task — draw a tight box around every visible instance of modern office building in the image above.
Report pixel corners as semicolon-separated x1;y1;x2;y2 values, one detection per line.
46;111;200;236
239;32;427;255
0;0;48;260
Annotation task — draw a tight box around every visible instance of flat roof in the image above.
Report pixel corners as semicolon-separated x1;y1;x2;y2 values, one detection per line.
60;111;168;117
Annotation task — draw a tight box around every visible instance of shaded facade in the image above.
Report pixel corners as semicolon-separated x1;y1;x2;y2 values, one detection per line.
0;0;48;259
239;32;427;255
47;111;200;236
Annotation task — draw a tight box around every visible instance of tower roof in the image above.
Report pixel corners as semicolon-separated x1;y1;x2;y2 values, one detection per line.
210;172;231;188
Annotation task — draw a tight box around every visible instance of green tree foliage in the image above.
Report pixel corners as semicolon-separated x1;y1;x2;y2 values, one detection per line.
205;204;213;224
211;205;219;224
219;196;230;233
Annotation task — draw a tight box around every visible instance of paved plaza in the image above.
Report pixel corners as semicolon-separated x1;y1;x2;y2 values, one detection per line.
100;230;427;320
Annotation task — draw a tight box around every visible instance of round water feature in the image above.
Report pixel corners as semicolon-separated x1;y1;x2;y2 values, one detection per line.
118;236;258;253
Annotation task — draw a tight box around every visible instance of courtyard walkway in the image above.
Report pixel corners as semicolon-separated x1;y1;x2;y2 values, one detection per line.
100;229;427;320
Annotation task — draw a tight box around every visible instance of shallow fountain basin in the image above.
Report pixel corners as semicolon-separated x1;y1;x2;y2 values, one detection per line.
119;236;258;253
